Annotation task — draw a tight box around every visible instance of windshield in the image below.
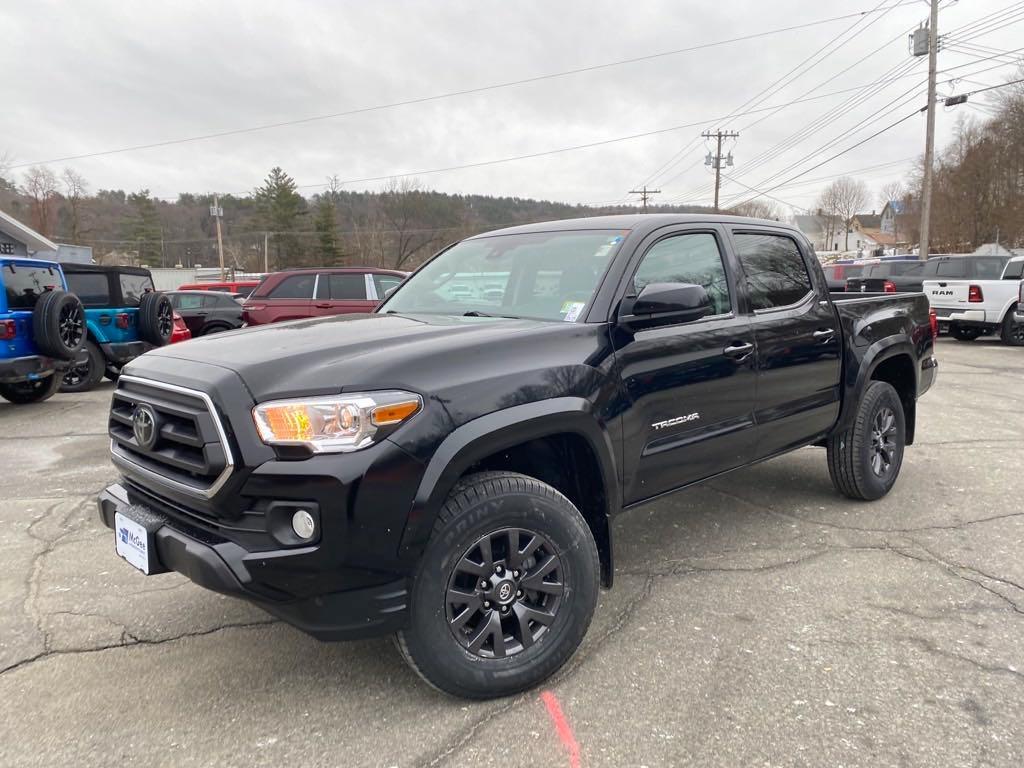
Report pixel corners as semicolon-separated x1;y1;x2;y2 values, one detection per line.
379;229;626;321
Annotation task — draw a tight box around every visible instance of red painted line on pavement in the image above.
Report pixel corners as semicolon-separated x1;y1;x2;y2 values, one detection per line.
540;690;582;768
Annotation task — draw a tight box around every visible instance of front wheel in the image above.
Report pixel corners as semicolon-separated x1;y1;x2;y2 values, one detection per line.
827;381;906;501
0;373;62;404
1000;307;1024;346
950;324;982;342
397;471;599;699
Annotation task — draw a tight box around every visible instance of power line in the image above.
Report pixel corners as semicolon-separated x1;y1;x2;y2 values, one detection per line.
8;4;923;170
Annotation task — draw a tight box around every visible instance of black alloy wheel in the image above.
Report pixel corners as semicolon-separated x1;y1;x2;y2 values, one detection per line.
869;406;898;478
157;302;174;339
446;527;564;659
59;301;85;351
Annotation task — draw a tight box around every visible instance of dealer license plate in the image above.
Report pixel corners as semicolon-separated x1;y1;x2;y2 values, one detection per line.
114;511;152;574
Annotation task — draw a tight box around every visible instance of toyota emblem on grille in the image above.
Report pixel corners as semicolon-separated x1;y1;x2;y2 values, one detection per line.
132;404;159;450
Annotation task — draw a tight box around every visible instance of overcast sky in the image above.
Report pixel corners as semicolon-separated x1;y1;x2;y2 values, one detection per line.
2;0;1021;213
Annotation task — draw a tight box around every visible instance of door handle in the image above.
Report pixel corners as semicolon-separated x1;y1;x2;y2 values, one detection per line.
723;341;754;360
314;303;332;308
813;328;835;342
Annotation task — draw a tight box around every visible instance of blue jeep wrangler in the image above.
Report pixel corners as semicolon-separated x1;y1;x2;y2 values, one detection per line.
60;264;174;392
0;257;86;404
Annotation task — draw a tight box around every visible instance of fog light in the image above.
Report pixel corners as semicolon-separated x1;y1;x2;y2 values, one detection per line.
291;509;316;539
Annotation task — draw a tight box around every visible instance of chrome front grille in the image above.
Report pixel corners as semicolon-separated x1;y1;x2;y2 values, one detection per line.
109;375;234;498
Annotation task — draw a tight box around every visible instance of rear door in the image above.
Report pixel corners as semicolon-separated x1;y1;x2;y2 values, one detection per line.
729;228;842;459
311;272;375;316
614;225;758;504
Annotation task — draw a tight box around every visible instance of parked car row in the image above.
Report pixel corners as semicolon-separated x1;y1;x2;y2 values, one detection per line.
823;252;1023;346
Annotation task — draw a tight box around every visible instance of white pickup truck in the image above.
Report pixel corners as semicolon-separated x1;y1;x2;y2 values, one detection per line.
924;255;1024;345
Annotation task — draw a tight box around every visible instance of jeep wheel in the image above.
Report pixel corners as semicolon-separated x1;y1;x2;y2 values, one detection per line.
950;324;982;342
60;340;104;393
1000;307;1024;347
397;471;599;699
138;292;174;346
33;290;85;360
827;381;906;501
0;373;62;404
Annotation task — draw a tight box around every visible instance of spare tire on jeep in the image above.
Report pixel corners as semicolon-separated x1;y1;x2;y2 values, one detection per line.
33;289;85;361
138;291;174;346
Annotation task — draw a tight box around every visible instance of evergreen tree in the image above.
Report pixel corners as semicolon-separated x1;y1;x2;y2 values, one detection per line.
314;192;341;264
254;167;304;267
125;189;162;265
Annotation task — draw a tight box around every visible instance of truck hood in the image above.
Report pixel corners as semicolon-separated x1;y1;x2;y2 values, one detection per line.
141;312;588;401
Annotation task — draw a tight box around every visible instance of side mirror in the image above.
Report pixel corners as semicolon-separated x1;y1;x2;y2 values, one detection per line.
619;282;712;327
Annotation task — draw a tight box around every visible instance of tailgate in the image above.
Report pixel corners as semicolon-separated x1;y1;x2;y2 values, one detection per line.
922;280;969;307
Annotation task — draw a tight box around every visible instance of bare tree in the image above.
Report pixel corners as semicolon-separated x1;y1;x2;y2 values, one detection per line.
878;180;905;210
62;168;89;242
380;177;436;270
824;177;869;251
727;199;783;221
21;166;60;237
0;151;12;179
814;185;840;250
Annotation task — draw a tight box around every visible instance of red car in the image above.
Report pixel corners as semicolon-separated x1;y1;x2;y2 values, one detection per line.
170;311;192;343
178;280;261;297
241;268;407;326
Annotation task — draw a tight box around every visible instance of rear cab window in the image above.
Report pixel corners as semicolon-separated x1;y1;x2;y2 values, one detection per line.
3;262;64;310
1003;259;1024;280
733;232;813;310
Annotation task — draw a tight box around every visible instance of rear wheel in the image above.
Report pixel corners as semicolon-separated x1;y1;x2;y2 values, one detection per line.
950;324;982;342
397;471;599;699
1000;307;1024;346
827;381;906;501
60;340;104;393
0;373;62;404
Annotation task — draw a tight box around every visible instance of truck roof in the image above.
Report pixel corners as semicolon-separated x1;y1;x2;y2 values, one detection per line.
471;213;799;239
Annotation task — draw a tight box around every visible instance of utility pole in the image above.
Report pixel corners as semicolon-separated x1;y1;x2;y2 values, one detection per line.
263;231;270;273
628;185;661;212
917;0;940;260
211;195;226;280
701;129;739;211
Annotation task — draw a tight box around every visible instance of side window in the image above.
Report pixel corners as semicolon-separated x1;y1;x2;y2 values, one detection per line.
734;233;813;310
65;272;111;307
974;258;1006;279
175;294;203;310
632;232;731;316
1003;260;1024;280
119;273;155;306
935;260;966;277
329;274;367;300
373;274;404;299
267;274;316;299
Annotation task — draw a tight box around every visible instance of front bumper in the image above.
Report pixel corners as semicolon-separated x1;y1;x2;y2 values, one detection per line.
0;354;67;384
98;483;409;640
100;341;152;365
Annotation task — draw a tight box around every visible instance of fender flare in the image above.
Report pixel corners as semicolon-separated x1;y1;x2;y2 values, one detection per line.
998;298;1019;325
398;397;619;580
835;336;919;436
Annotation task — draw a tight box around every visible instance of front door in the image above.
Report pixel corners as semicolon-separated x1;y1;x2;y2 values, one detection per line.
615;227;758;505
729;229;841;458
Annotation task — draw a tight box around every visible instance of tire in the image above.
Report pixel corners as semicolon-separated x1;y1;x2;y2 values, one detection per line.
0;373;62;404
950;324;982;342
827;381;906;501
138;292;174;346
397;471;600;699
104;365;121;382
33;290;85;360
60;340;104;393
1000;306;1024;346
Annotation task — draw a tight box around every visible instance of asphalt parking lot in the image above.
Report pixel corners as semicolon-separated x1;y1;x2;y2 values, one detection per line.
1;337;1021;768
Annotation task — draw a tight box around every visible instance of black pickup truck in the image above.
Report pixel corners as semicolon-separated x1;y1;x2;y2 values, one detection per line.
98;215;937;698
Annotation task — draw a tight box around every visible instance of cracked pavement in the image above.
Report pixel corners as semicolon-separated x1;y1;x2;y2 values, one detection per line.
1;337;1022;767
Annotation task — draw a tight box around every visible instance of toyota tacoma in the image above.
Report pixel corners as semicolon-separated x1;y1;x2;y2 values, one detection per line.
98;215;937;698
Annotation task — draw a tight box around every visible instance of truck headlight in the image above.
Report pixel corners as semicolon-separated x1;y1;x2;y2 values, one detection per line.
252;391;422;453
